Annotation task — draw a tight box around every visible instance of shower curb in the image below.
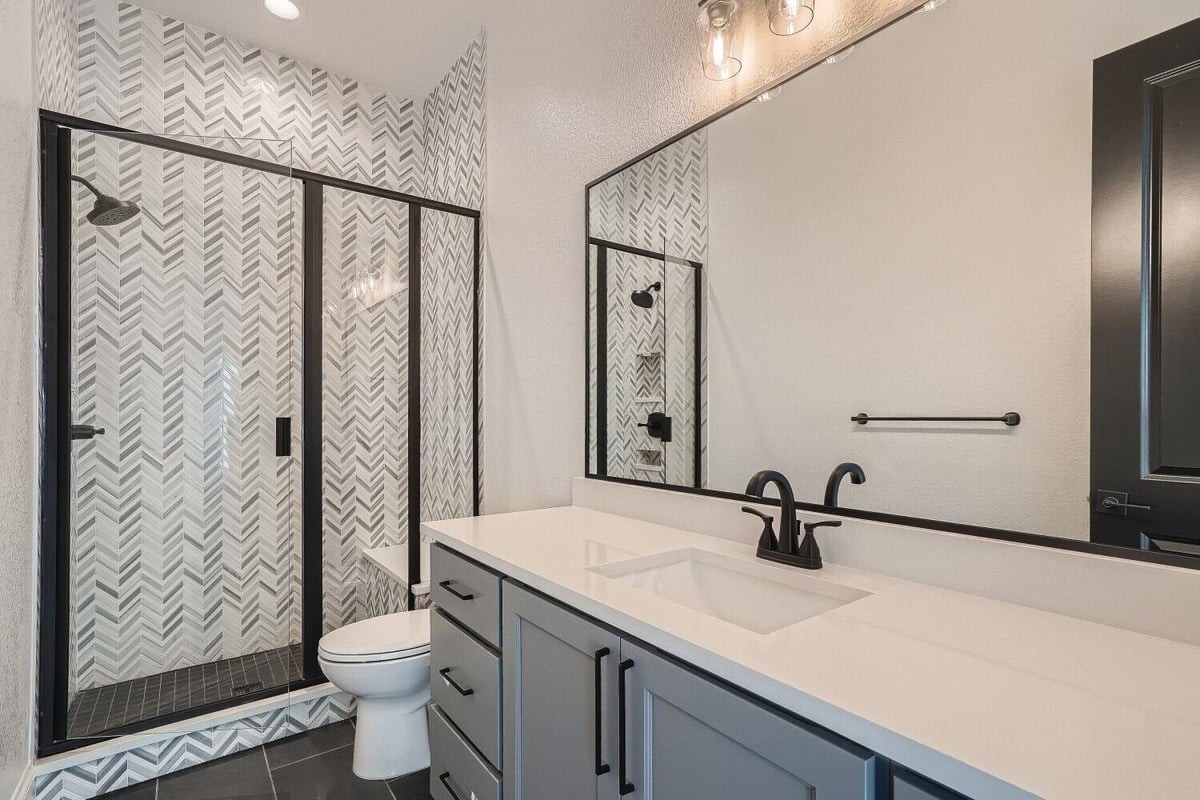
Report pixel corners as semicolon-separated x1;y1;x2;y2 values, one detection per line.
32;684;354;800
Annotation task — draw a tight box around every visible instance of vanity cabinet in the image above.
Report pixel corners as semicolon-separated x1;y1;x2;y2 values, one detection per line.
431;544;975;800
503;582;622;800
502;581;878;800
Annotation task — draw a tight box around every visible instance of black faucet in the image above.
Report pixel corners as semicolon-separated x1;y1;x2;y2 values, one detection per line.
824;462;866;508
744;469;843;570
745;470;799;556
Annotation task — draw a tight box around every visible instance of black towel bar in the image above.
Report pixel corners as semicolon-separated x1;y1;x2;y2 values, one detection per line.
852;412;1021;427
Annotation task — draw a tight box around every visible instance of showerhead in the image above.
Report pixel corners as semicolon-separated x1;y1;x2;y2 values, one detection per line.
72;176;140;227
631;281;662;309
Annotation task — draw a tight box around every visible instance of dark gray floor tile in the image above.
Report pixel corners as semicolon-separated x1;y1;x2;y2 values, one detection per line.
271;743;393;800
265;720;355;769
94;781;158;800
388;768;433;800
157;746;274;800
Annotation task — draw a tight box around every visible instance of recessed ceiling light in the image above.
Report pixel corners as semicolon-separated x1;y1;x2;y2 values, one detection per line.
264;0;301;21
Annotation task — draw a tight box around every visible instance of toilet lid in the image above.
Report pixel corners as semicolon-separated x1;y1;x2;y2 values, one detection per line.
318;609;431;663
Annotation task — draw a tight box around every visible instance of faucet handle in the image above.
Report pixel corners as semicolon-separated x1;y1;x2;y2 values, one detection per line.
741;506;773;523
742;507;778;552
803;520;842;534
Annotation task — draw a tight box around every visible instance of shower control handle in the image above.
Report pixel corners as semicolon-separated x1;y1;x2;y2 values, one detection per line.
70;424;106;441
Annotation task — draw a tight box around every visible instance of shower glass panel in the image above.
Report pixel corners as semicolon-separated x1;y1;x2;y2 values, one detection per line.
662;242;703;489
65;130;301;739
420;208;478;553
321;186;411;630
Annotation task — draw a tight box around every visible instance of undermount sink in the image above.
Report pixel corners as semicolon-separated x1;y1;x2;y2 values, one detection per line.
589;548;870;634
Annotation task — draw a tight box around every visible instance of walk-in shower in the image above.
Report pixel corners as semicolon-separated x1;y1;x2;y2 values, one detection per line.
38;112;481;754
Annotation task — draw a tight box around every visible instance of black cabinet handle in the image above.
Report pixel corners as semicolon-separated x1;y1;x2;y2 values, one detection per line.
437;771;464;800
438;580;475;602
438;667;475;697
594;647;611;776
618;658;635;796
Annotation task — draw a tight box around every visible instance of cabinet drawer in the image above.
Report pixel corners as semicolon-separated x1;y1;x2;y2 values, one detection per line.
432;609;502;769
432;545;503;648
431;703;502;800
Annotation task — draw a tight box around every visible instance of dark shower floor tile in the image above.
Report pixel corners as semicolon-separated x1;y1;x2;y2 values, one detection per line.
68;644;303;737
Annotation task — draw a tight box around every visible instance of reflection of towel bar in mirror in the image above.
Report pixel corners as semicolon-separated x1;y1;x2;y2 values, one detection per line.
852;412;1021;427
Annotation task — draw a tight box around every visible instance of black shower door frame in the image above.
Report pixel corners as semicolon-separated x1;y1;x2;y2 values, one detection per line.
37;110;482;756
589;236;703;488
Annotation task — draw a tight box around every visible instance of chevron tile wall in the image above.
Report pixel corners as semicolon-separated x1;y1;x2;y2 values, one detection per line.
420;33;486;527
588;132;708;486
321;187;411;634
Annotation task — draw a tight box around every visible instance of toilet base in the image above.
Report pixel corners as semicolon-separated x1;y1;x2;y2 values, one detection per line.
352;699;430;780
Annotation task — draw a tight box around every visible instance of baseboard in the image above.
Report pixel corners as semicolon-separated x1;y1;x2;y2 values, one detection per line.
8;764;34;800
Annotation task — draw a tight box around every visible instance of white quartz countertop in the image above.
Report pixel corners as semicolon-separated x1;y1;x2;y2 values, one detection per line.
423;506;1200;800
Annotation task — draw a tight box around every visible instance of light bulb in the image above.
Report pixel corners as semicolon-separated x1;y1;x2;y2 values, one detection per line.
697;0;744;81
766;0;815;36
263;0;300;21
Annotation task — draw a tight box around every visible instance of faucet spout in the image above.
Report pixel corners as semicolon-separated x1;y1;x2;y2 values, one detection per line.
824;462;866;508
745;470;798;555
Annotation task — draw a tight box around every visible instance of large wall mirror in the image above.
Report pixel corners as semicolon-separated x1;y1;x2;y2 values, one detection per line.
586;0;1200;559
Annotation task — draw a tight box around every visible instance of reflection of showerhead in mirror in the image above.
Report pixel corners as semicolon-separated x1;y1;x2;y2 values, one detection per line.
631;281;662;309
71;176;141;227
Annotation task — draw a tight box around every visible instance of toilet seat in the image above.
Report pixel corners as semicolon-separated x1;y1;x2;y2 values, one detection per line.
318;609;431;664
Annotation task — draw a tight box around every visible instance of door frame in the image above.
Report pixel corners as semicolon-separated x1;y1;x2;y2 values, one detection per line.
36;109;483;755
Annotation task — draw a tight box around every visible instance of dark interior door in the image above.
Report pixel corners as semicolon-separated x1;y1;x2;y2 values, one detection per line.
1092;16;1200;552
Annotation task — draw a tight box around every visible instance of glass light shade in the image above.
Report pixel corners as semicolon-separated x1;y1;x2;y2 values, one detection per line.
765;0;815;36
697;0;744;81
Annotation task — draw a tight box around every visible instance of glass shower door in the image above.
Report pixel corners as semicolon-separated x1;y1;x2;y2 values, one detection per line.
64;129;302;739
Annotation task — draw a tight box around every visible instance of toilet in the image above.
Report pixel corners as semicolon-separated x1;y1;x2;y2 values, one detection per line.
318;609;432;780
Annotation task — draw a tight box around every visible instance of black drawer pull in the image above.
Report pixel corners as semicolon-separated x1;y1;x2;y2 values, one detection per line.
438;580;475;602
594;647;611;776
438;667;475;697
438;771;464;800
618;658;635;795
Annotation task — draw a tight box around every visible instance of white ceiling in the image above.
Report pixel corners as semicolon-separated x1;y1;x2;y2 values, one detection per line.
130;0;489;100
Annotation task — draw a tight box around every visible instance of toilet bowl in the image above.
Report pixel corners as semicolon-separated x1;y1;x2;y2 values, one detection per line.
318;609;431;780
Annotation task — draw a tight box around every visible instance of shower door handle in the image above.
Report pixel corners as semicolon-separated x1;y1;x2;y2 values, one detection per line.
276;417;292;457
70;424;106;441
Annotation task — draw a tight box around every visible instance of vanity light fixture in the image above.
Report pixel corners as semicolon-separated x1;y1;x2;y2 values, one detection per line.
264;0;301;21
697;0;744;81
765;0;815;36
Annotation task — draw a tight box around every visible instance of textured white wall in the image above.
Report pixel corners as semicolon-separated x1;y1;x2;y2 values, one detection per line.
0;0;39;790
705;0;1200;539
481;0;923;512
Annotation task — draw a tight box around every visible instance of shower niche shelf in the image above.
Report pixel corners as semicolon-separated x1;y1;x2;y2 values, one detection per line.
633;448;664;474
635;351;664;401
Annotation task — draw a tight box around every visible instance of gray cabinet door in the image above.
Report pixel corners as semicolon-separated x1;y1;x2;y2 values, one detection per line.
620;641;879;800
503;582;622;800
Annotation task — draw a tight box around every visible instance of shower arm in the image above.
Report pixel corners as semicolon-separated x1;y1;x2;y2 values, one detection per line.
70;175;102;197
